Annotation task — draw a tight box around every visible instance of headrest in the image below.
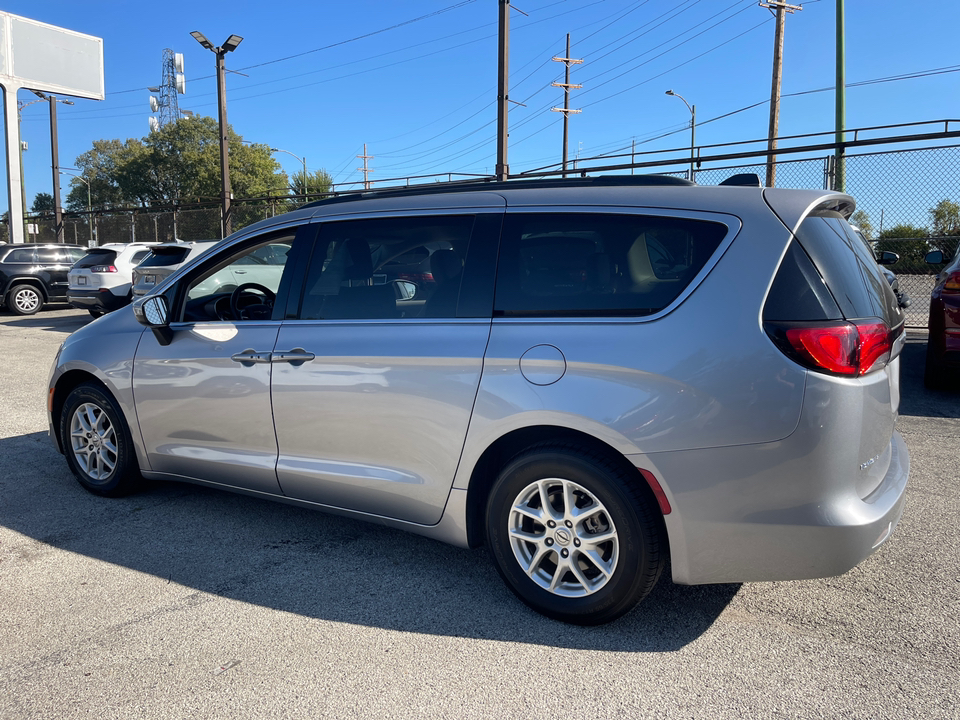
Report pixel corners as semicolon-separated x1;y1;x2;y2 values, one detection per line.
430;248;462;283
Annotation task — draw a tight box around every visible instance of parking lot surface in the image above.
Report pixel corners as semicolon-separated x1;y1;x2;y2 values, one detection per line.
1;307;958;719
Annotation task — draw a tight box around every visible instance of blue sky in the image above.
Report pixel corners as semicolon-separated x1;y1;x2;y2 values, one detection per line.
4;0;960;213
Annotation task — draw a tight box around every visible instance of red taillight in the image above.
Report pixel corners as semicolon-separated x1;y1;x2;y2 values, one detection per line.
943;271;960;293
778;320;894;377
90;265;118;273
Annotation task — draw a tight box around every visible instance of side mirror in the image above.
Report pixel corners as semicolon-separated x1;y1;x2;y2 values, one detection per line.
132;295;174;346
878;251;899;266
925;250;945;265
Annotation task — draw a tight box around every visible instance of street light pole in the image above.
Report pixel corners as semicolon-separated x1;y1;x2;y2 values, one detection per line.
191;31;243;238
271;148;307;200
665;89;696;182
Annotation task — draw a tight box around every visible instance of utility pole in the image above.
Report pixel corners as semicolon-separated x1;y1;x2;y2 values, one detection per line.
835;0;846;192
496;0;510;181
357;144;374;189
760;1;801;188
48;95;64;243
551;34;583;178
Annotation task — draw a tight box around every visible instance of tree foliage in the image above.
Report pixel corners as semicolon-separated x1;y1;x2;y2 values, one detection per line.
65;117;287;211
290;168;334;202
850;210;873;240
930;199;960;236
30;192;55;214
876;223;930;266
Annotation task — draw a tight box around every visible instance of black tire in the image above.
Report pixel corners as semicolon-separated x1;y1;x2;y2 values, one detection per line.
486;445;665;625
88;309;105;318
6;284;43;316
59;382;142;497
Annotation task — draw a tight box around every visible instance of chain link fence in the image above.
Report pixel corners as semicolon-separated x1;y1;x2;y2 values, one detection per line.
4;138;957;327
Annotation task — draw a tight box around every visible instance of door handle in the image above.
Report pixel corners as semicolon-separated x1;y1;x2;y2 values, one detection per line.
271;348;315;365
230;349;272;365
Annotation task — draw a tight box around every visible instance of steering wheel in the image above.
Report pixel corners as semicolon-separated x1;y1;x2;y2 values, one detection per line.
230;282;276;320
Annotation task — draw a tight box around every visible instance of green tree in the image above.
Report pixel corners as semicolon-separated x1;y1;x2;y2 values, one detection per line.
30;192;55;214
930;199;960;236
65;117;287;211
850;210;873;240
876;223;930;267
290;168;333;203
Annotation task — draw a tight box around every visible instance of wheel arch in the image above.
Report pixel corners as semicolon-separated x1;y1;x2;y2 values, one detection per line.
462;424;670;553
51;370;114;454
5;277;49;299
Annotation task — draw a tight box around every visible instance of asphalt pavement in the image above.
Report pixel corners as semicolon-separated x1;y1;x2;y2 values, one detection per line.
1;307;958;719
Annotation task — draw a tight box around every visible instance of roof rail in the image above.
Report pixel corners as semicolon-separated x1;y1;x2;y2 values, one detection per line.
301;174;694;209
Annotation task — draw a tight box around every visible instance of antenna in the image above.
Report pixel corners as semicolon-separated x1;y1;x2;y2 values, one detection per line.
148;48;186;130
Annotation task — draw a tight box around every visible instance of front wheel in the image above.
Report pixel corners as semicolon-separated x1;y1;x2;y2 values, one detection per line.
59;382;141;497
486;446;665;625
6;284;43;315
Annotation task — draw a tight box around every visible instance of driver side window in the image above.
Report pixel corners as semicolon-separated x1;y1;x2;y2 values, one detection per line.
183;234;295;322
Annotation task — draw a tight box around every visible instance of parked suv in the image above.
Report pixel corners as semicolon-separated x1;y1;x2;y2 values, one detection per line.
68;242;158;317
48;177;909;625
131;241;218;297
0;243;86;315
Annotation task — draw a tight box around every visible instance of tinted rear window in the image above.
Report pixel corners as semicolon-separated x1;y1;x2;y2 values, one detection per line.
75;249;118;268
494;213;728;317
794;213;900;326
138;247;190;267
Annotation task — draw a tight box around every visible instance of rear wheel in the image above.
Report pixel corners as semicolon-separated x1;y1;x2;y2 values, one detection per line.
486;445;665;625
59;382;141;497
6;284;42;315
88;309;105;318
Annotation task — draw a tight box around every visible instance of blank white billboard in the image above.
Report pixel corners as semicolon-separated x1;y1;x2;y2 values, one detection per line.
0;12;104;99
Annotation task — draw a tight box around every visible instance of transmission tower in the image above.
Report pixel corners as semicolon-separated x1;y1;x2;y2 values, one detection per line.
148;49;185;132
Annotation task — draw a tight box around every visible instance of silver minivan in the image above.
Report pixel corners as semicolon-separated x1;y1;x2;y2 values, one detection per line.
48;176;909;625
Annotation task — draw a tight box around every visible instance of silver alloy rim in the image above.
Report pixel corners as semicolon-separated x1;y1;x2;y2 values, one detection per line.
508;477;619;597
14;288;40;313
69;402;118;481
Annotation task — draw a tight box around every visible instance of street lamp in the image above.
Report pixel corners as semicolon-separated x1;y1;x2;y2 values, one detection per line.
270;148;308;200
59;169;94;247
665;89;696;183
191;31;243;238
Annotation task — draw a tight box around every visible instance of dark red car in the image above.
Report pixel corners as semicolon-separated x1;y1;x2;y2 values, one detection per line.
925;241;960;389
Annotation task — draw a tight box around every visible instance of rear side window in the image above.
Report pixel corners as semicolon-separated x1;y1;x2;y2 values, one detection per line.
130;250;151;265
494;213;728;317
4;248;37;263
75;250;118;268
794;213;900;326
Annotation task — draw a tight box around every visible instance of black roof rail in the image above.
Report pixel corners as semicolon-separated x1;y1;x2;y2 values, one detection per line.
301;174;694;209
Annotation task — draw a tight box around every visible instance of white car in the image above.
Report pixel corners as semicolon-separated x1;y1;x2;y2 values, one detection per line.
131;241;218;298
67;243;158;317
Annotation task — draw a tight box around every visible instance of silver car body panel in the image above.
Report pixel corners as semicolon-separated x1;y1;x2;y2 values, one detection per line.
48;182;909;587
272;318;490;525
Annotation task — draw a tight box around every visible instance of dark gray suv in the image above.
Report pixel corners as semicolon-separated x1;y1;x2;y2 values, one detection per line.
48;177;909;624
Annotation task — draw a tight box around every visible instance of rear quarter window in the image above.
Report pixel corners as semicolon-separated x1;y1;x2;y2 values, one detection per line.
494;212;728;317
794;213;900;326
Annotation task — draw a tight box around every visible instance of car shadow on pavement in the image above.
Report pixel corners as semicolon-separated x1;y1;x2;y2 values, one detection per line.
1;430;739;652
899;333;960;418
0;307;92;334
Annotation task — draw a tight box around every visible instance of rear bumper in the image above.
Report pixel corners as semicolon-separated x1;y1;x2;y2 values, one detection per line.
68;288;130;312
637;429;909;586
